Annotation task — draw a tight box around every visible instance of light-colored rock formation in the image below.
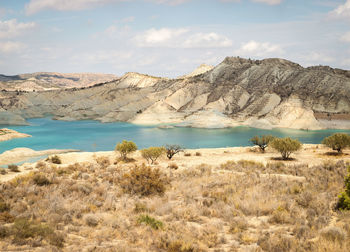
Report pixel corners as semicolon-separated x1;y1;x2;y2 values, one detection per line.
0;57;349;130
180;63;214;78
0;128;31;141
0;72;118;91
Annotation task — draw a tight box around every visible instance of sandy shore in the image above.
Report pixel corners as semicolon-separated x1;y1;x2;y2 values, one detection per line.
0;128;31;141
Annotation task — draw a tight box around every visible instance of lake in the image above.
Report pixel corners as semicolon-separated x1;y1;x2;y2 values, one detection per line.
1;117;350;153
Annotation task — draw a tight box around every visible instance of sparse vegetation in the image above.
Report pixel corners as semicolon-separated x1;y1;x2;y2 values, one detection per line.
165;144;183;160
141;146;165;164
322;133;350;153
250;135;275;152
115;140;138;160
1;143;350;251
270;137;302;160
120;164;169;196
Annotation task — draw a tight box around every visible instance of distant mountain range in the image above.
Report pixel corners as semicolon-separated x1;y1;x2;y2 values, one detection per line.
0;57;349;130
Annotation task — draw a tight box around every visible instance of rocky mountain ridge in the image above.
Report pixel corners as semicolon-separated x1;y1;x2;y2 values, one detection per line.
0;72;118;91
0;57;349;130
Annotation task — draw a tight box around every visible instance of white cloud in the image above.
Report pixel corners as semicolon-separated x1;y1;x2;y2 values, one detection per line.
134;28;188;46
0;41;25;53
135;28;232;48
329;0;350;20
252;0;281;5
0;19;36;39
25;0;125;15
235;40;283;57
341;31;350;42
183;32;232;48
299;51;335;66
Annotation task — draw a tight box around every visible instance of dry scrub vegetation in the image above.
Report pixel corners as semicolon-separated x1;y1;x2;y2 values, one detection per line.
0;151;350;251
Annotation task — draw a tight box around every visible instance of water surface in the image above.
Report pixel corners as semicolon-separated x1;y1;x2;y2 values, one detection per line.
1;117;350;153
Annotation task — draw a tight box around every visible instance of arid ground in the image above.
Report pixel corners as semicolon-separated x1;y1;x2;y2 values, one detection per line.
0;144;349;251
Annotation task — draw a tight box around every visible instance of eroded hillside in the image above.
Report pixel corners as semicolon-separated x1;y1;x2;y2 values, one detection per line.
0;57;349;129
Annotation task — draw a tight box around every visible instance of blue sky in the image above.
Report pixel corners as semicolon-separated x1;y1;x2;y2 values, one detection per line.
0;0;349;77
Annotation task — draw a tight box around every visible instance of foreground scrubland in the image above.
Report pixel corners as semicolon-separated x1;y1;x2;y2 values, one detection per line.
0;145;350;251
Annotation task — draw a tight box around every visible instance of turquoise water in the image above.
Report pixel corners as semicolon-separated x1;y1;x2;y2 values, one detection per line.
1;117;350;153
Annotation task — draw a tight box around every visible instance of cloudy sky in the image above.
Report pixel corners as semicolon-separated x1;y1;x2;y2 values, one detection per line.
0;0;350;77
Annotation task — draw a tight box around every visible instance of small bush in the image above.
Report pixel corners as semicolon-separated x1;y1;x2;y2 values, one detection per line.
0;212;15;223
0;168;7;175
250;135;275;152
33;173;51;186
47;155;62;164
141;147;165;164
120;164;169;196
168;163;179;170
184;153;191;157
137;215;163;230
0;199;10;213
95;156;110;168
11;218;63;246
195;152;201;156
320;226;346;242
8;164;19;172
322;133;350;153
115;140;138;160
0;226;9;238
165;145;183;160
270;137;302;160
336;169;350;210
134;203;150;213
84;214;99;227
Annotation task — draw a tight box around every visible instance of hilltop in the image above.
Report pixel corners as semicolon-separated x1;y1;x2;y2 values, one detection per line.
0;57;349;129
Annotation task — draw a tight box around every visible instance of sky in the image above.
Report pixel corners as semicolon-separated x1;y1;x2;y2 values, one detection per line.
0;0;350;77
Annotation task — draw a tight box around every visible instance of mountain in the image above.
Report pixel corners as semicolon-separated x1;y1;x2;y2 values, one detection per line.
0;57;349;129
0;72;118;91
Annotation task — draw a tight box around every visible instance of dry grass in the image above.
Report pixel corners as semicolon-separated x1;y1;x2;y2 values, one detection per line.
0;151;349;251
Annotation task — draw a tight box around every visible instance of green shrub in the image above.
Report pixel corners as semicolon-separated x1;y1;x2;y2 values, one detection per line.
250;135;275;152
336;169;350;210
270;137;302;160
8;164;19;172
120;164;169;196
165;145;183;160
33;173;51;186
141;147;165;164
322;133;350;153
115;140;138;160
137;215;163;230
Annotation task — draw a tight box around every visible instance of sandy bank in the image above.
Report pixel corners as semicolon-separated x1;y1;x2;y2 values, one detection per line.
0;128;31;141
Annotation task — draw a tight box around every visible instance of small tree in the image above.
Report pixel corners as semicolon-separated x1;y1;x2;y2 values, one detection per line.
322;133;350;154
165;145;183;160
250;135;275;152
141;147;165;164
115;140;138;160
270;137;302;160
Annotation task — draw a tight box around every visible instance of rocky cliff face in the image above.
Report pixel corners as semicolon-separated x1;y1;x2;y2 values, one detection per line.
1;57;349;129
